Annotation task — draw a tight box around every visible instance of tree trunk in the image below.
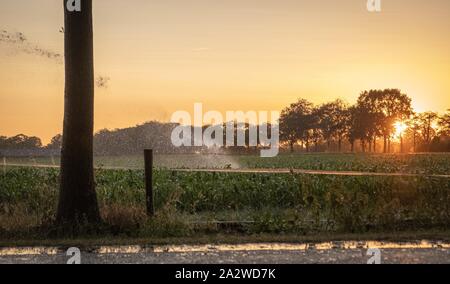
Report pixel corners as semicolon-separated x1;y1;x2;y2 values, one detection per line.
57;0;100;224
400;134;403;153
383;135;387;153
413;133;416;153
338;138;342;152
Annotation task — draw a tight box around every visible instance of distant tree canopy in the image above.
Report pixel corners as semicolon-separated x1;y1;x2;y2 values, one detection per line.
93;121;189;155
0;134;42;150
46;134;63;150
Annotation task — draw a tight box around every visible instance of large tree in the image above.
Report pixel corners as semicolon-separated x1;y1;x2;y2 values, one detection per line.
438;109;450;137
57;0;100;224
357;89;412;153
417;111;438;151
356;91;382;152
380;89;412;152
347;105;374;153
317;99;349;152
279;99;314;152
405;113;421;153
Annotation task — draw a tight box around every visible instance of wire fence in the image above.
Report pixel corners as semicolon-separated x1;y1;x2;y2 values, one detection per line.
2;159;449;178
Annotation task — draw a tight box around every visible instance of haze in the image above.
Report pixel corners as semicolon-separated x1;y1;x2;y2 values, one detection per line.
1;0;449;143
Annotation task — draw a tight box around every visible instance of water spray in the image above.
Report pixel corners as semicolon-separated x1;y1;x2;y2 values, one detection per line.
2;157;6;174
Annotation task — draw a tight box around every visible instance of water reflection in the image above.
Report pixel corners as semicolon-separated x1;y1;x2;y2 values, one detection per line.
1;241;448;256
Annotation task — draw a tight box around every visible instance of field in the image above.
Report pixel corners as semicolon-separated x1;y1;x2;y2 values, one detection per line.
3;152;450;174
0;153;449;241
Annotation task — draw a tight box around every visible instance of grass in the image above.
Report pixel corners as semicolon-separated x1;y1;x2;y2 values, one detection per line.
0;155;449;243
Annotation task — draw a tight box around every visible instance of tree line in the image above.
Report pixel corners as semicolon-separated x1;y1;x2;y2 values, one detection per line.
0;123;186;156
2;89;450;156
280;89;450;153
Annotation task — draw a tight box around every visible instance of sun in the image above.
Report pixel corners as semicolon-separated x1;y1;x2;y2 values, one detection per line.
394;121;408;138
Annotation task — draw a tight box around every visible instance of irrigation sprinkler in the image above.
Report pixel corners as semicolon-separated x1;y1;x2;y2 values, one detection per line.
144;149;155;217
2;157;6;174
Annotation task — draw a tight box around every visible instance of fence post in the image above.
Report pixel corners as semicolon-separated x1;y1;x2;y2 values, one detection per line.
144;149;155;216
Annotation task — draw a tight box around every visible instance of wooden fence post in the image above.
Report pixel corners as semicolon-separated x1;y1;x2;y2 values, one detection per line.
144;149;154;216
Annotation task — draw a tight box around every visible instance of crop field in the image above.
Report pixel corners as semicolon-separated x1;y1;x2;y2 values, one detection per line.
239;153;450;175
3;152;450;174
0;153;449;240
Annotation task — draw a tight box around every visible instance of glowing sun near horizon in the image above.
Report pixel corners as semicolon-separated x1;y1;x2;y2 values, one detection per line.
394;121;408;138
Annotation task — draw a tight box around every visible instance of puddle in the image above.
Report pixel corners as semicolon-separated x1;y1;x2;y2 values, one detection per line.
0;247;60;256
1;241;448;256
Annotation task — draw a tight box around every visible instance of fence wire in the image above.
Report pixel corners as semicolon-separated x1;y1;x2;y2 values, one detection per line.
2;160;449;178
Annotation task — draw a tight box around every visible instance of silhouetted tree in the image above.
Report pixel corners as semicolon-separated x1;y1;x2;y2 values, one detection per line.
279;99;314;152
417;111;438;151
405;114;421;153
0;134;42;150
317;99;349;152
357;89;412;153
46;134;63;150
356;92;382;152
438;109;450;137
346;106;358;152
310;107;322;152
280;107;299;152
0;136;6;148
347;105;374;152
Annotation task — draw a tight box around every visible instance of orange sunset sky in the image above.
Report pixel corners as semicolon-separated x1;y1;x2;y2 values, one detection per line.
1;0;450;143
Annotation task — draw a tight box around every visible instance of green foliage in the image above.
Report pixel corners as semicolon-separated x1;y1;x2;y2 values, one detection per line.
239;153;450;175
0;161;448;238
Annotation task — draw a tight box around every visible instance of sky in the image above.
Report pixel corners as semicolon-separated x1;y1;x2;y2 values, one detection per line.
1;0;450;143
